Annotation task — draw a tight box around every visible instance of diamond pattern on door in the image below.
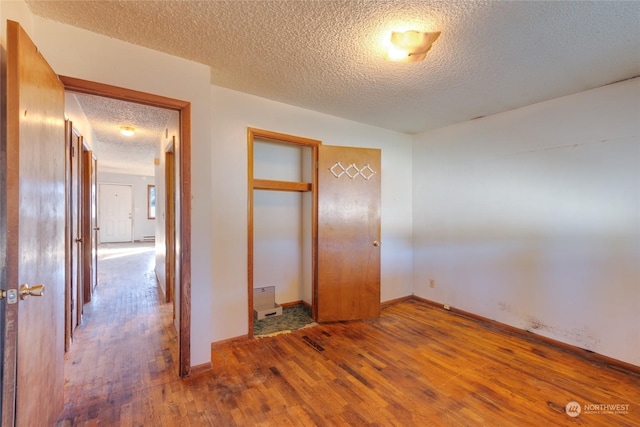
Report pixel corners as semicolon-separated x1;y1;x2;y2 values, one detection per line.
329;162;377;180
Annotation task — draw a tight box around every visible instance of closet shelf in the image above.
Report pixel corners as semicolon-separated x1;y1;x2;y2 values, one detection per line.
253;179;312;192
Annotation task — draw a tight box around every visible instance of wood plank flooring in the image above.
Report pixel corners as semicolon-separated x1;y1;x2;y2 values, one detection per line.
56;244;640;426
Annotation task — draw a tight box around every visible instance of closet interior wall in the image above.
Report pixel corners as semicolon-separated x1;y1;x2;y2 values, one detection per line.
253;140;313;308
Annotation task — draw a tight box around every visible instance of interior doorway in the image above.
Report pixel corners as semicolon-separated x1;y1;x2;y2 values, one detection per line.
247;128;320;338
60;76;193;377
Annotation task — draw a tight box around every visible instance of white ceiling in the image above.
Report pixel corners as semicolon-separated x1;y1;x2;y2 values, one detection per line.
28;1;640;138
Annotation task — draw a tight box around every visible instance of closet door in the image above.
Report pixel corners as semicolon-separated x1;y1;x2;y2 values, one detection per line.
316;145;381;322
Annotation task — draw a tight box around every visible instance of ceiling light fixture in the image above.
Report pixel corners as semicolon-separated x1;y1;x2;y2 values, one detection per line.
120;126;135;136
386;30;441;62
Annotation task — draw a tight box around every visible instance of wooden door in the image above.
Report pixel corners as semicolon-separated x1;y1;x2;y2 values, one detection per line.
316;145;381;322
166;147;176;311
90;155;99;296
2;20;66;426
69;127;83;330
99;183;133;243
82;147;96;302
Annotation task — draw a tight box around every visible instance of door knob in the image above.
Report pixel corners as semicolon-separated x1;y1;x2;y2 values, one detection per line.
373;240;381;247
19;284;45;300
75;238;83;243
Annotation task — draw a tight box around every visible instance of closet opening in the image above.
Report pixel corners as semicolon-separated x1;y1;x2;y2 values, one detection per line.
247;128;321;338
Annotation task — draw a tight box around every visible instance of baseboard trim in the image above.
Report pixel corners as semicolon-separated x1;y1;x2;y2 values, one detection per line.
410;295;640;376
211;334;250;349
281;300;303;308
187;362;213;378
380;295;414;308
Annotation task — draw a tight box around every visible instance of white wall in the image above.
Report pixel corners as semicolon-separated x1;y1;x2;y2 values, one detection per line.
254;191;305;304
253;141;311;305
412;78;640;366
210;86;414;342
21;10;213;366
98;172;155;241
64;93;97;151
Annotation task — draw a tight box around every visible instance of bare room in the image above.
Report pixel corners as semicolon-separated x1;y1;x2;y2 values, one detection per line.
1;1;638;425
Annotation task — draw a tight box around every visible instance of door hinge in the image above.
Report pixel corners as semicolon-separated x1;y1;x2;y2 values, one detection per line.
0;289;19;304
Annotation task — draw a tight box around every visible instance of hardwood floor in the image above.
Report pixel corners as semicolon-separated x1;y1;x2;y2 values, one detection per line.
57;244;640;426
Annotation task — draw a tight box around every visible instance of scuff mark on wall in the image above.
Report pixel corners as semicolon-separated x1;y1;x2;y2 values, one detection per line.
525;315;601;352
498;301;511;312
526;316;548;332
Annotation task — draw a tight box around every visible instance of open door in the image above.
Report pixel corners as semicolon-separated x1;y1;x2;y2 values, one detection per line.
82;145;97;302
2;20;66;426
165;141;176;314
316;145;381;322
89;151;98;296
68;124;83;334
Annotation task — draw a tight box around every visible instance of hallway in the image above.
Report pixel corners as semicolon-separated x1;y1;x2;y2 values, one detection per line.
57;242;179;425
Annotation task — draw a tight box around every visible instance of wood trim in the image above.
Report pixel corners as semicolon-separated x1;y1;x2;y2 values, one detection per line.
407;295;442;309
59;76;185;110
380;295;414;309
59;76;193;378
82;145;93;304
165;145;176;306
280;300;304;308
248;128;322;147
186;362;213;378
247;130;255;339
63;120;72;352
280;300;312;310
253;179;312;192
179;103;192;377
311;142;319;321
211;335;250;348
411;295;640;376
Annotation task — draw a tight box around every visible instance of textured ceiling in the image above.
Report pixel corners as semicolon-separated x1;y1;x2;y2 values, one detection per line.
70;92;176;176
28;0;640;136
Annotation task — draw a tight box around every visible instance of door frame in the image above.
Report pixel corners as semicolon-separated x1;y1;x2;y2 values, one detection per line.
59;76;193;377
247;128;321;338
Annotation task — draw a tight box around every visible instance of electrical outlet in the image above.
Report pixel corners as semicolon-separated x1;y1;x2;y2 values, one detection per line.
443;304;450;310
429;279;435;288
